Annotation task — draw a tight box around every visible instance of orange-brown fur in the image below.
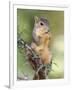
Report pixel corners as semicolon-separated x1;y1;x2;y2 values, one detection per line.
31;32;52;64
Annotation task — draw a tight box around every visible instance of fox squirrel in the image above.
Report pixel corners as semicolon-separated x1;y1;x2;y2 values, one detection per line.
31;16;52;64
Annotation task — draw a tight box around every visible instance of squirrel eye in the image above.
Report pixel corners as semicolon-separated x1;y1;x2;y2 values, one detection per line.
40;22;44;26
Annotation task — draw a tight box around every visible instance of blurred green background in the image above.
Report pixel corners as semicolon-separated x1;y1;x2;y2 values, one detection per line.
17;9;64;79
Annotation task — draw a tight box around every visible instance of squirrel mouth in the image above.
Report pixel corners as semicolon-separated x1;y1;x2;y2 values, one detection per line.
45;32;48;34
45;30;50;34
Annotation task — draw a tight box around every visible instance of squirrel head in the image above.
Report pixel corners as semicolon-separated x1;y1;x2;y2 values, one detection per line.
33;16;51;44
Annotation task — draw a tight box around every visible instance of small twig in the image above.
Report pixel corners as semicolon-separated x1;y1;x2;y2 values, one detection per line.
53;62;58;67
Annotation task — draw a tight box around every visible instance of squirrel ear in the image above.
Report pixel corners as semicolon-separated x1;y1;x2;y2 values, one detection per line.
34;16;39;23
